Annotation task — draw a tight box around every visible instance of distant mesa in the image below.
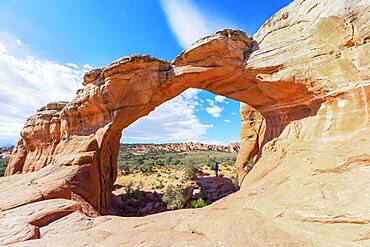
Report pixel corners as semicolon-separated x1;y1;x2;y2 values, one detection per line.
121;142;240;154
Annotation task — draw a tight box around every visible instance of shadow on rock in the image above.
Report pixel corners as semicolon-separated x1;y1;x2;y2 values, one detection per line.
110;176;238;217
111;190;167;217
194;176;239;202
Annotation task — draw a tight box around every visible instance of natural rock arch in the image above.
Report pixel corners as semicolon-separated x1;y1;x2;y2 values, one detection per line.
1;0;369;245
5;0;369;218
5;29;320;214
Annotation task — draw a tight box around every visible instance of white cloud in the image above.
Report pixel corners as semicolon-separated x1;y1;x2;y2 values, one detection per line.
215;95;226;103
122;88;212;143
224;119;231;123
0;43;6;53
201;139;226;145
82;64;92;70
160;0;236;48
205;105;223;118
206;99;214;106
0;34;90;145
66;62;79;69
231;112;238;115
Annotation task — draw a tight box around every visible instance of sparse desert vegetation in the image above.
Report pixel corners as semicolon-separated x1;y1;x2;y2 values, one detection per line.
112;143;239;216
0;147;12;176
0;157;8;176
115;144;238;193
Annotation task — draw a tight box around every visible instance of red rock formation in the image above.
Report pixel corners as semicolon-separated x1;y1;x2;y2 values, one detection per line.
1;0;369;245
235;103;265;182
6;27;319;214
5;102;67;175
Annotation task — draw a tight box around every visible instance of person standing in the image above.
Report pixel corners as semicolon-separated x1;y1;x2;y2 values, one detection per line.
214;163;219;177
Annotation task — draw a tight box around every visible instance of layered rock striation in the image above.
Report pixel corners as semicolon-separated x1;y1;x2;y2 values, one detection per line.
1;0;369;245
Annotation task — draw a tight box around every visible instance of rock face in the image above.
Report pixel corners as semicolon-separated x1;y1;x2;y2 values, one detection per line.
5;102;67;175
196;176;237;202
235;103;265;182
1;0;370;246
112;191;167;217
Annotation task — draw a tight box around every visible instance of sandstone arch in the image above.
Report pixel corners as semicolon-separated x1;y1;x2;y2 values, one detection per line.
5;29;322;213
2;0;370;245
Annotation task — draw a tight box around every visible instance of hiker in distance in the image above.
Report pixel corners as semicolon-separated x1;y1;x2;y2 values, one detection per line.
214;163;219;177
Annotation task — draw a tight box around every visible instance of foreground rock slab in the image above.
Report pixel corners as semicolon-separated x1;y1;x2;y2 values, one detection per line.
1;0;369;246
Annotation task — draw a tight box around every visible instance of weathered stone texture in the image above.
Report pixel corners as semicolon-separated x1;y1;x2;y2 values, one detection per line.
2;0;369;245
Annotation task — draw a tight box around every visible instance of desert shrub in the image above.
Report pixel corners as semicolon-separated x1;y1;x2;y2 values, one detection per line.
121;181;135;200
162;184;185;210
191;198;208;208
121;181;144;200
0;157;8;176
245;159;255;174
140;160;154;173
155;181;165;190
117;160;132;174
182;161;200;180
206;156;216;170
231;175;238;187
165;156;172;166
170;159;181;167
227;156;237;165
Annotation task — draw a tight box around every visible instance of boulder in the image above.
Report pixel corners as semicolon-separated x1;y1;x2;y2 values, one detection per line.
196;177;236;202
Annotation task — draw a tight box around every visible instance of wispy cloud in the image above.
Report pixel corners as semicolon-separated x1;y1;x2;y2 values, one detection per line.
224;119;231;123
160;0;236;48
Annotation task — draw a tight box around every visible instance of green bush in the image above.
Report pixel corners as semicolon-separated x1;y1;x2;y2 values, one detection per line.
140;160;154;173
245;159;255;174
121;181;135;200
170;159;181;166
162;184;185;210
0;157;8;176
182;161;199;180
231;175;238;187
191;198;208;208
121;182;143;200
206;156;216;170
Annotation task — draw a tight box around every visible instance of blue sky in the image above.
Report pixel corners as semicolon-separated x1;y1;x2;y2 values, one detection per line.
0;0;292;146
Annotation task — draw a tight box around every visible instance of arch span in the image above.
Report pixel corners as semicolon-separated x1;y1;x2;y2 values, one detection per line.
5;29;323;213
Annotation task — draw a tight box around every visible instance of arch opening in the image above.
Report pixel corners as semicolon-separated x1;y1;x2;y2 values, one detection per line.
110;90;242;216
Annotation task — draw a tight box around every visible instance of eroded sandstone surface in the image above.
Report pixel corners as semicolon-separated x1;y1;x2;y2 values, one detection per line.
1;0;369;245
